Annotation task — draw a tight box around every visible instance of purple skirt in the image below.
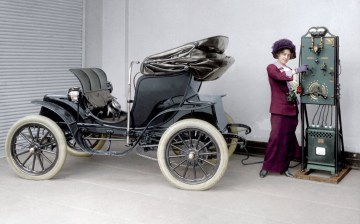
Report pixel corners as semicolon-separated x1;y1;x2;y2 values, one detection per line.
262;113;300;173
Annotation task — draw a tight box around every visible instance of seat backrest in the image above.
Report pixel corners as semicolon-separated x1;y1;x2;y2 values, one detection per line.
69;69;92;92
131;71;192;127
91;68;108;89
69;68;112;108
82;68;101;91
69;68;109;92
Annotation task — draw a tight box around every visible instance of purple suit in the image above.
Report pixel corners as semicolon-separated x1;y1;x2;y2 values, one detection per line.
262;63;300;173
267;63;297;116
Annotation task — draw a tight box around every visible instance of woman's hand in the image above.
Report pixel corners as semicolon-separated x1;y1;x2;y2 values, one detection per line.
295;65;309;73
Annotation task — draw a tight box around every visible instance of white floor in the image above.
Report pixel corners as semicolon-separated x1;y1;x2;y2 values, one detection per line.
0;153;359;224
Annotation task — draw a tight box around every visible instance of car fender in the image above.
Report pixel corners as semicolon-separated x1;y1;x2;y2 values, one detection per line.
191;94;228;131
31;100;79;134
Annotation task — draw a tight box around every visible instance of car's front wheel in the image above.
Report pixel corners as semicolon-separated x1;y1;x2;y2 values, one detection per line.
157;119;228;190
5;115;67;180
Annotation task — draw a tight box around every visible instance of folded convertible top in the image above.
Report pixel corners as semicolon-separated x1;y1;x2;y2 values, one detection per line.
140;36;235;81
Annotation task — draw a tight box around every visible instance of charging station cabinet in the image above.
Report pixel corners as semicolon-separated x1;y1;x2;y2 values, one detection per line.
299;27;344;175
306;127;342;174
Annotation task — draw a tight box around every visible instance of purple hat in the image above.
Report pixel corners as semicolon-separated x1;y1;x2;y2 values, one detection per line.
271;39;296;59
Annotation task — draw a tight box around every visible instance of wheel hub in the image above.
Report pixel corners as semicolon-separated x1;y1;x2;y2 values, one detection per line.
29;143;41;154
183;140;207;162
188;151;197;160
29;147;36;154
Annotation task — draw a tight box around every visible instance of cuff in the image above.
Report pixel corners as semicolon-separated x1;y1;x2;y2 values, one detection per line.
285;70;293;77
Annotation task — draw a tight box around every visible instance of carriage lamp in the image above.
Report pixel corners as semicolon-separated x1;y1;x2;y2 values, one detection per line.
68;87;81;103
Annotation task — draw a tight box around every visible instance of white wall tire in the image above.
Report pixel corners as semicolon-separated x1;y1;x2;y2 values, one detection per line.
66;133;106;157
5;115;67;180
225;112;238;157
66;145;92;157
157;119;228;190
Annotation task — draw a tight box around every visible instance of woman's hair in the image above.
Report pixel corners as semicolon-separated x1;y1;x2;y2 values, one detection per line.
271;39;296;59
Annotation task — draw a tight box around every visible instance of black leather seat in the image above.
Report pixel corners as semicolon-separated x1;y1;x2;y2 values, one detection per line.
131;71;192;127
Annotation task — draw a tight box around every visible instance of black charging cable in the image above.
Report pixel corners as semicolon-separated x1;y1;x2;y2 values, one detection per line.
239;146;263;165
239;144;301;168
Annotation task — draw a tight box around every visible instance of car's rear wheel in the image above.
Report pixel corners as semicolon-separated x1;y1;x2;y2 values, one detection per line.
157;119;228;190
225;112;238;157
66;133;106;157
5;115;67;180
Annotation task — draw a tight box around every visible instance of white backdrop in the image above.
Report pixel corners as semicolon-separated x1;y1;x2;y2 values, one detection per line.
87;0;360;153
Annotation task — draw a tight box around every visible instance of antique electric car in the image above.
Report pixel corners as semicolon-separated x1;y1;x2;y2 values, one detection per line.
5;36;251;190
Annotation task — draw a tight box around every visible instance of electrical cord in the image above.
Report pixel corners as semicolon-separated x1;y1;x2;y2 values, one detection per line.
321;105;326;126
240;150;263;165
312;105;320;125
311;104;336;128
239;147;301;168
324;105;330;126
330;105;333;127
317;105;324;125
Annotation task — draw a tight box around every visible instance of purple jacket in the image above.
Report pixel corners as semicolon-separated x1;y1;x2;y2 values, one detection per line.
267;63;298;116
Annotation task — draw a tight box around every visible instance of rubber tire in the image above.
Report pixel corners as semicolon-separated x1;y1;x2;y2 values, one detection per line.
66;134;105;157
67;145;92;157
157;119;228;190
5;115;67;180
225;112;238;157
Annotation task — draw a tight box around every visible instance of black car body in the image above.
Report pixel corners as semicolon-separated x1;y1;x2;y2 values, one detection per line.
5;36;251;190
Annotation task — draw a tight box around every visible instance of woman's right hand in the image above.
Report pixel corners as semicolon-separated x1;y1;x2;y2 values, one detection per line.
295;65;309;73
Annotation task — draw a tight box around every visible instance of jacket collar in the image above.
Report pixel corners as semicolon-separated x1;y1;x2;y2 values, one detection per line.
273;61;283;69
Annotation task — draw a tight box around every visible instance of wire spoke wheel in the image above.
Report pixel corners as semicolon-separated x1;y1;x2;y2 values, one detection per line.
5;115;67;180
158;119;228;190
167;130;219;183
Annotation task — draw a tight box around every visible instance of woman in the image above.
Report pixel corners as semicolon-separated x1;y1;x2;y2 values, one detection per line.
260;39;308;178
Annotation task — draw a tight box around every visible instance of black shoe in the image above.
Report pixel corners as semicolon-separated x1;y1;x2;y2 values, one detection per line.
259;169;268;178
283;170;294;178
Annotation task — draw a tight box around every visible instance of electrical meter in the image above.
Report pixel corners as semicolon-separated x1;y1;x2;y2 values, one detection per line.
300;27;339;105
